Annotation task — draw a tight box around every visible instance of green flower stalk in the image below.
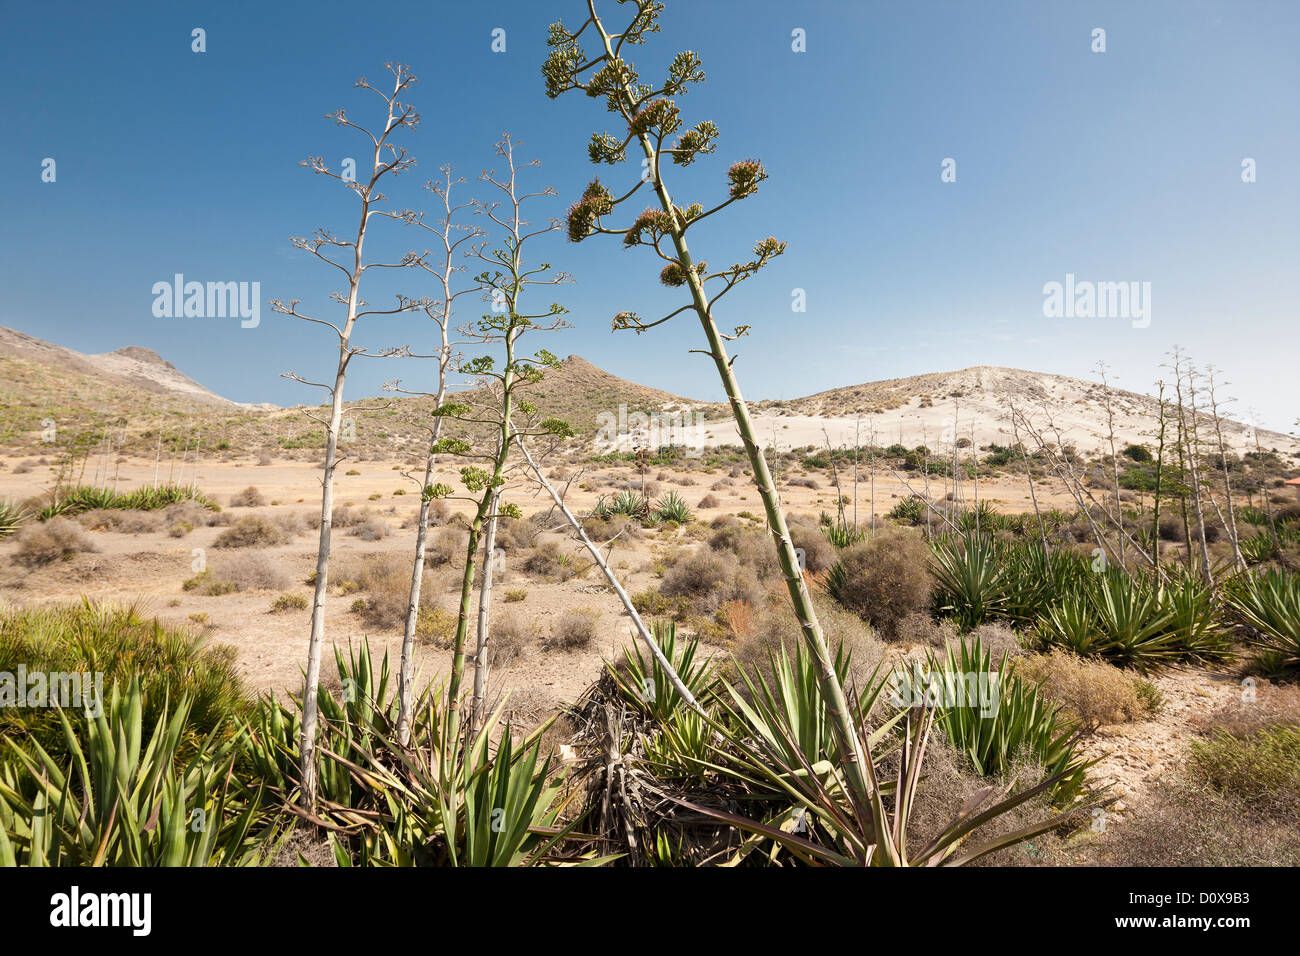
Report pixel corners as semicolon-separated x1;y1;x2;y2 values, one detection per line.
434;136;572;745
542;1;874;802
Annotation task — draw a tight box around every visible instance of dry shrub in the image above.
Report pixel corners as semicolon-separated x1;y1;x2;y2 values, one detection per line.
789;523;835;574
707;523;780;578
788;476;819;489
421;498;451;526
900;736;1076;867
832;530;934;638
489;613;531;665
351;519;387;541
336;553;445;631
423;527;463;568
78;509;163;534
967;621;1027;660
581;513;640;543
501;686;560;738
495;515;540;551
1192;682;1300;738
521;541;586;582
1157;516;1186;542
164;500;218;529
213;515;289;548
273;513;304;536
733;591;887;694
710;479;733;491
892;611;959;648
209;552;293;592
546;608;600;651
722;599;756;642
416;606;457;647
270;830;337;868
270;592;309;613
1188;725;1300;812
661;548;761;616
1017;649;1144;730
697;494;720;509
305;504;367;530
229;486;265;507
13;518;99;567
1084;778;1300;866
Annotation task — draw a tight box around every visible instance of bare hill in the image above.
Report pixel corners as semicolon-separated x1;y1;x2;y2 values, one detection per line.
0;327;1292;461
741;365;1297;458
0;326;247;409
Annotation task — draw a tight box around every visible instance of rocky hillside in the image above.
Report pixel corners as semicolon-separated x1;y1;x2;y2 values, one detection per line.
0;328;1292;461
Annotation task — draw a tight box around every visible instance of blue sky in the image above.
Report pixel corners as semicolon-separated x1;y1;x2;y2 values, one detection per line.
2;0;1297;431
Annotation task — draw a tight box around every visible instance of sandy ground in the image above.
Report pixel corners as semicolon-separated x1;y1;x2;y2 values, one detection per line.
4;452;1292;856
0;455;1084;708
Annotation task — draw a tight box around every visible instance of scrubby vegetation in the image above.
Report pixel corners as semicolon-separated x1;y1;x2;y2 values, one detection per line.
1;0;1297;875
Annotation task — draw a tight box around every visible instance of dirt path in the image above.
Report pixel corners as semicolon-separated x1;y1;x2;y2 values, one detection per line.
1077;664;1246;817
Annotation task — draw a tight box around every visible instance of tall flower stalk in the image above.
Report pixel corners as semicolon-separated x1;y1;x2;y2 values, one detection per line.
434;136;571;744
542;1;872;797
387;167;483;746
270;64;423;808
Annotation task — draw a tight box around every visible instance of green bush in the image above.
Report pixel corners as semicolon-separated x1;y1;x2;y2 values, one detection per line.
919;638;1088;801
0;602;251;771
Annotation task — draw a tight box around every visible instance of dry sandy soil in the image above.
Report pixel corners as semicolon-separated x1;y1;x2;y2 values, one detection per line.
0;453;1282;850
0;456;1083;703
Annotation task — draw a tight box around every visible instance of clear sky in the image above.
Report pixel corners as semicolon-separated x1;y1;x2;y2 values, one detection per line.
2;0;1296;432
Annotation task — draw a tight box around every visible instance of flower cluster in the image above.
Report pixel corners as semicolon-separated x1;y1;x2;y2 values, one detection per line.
660;260;706;288
624;206;675;247
727;159;767;200
566;179;615;242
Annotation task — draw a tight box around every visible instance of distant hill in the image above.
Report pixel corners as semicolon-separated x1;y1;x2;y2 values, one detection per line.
0;327;1293;460
0;326;246;408
745;365;1298;458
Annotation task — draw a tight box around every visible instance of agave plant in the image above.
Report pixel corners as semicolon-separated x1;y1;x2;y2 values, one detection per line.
678;660;1080;866
608;620;717;722
930;534;1011;630
923;638;1089;801
241;641;595;866
1157;575;1233;664
957;500;1008;535
0;499;30;538
0;680;278;866
887;496;926;526
242;642;433;811
328;691;605;867
823;524;868;549
1224;568;1300;672
720;642;888;779
1239;531;1279;565
651;491;693;525
595;490;652;522
643;705;715;781
1084;569;1179;672
1236;505;1272;527
1036;589;1101;657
